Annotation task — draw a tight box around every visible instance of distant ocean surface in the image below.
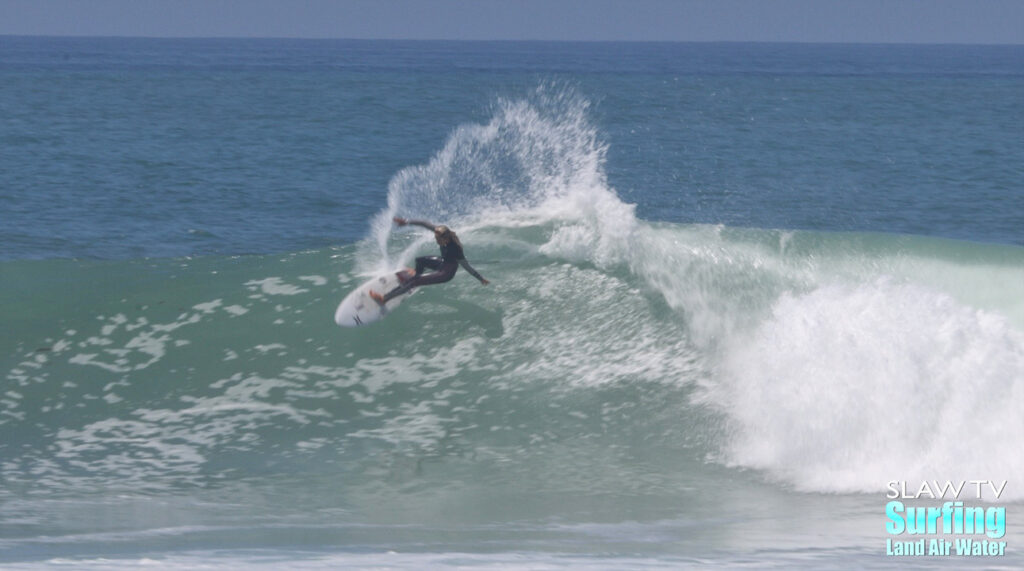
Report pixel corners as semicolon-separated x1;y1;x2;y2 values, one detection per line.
2;37;1023;569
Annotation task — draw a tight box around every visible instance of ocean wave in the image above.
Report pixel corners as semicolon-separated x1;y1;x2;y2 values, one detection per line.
3;86;1023;503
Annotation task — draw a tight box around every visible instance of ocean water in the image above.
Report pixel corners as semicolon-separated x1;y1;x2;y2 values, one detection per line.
2;37;1023;568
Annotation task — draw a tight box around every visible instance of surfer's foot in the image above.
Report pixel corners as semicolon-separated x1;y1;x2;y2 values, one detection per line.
396;269;414;284
369;290;385;305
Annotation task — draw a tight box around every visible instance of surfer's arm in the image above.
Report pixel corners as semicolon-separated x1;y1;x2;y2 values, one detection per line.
459;259;490;285
394;217;436;231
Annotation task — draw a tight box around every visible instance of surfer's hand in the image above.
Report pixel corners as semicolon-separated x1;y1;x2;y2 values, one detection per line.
481;279;490;286
393;217;407;226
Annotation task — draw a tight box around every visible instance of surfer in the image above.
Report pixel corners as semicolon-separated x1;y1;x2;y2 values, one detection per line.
369;217;489;304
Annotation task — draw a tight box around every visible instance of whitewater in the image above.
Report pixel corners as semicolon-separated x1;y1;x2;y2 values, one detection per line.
3;39;1024;568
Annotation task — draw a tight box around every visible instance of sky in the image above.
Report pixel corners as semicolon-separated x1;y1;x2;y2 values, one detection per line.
1;0;1023;44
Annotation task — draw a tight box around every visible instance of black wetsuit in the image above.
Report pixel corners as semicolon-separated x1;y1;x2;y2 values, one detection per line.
380;225;486;303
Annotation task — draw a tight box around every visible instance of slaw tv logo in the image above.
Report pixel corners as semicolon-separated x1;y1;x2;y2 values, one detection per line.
885;480;1007;557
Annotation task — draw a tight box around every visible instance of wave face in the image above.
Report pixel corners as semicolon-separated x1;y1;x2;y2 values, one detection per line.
3;88;1024;556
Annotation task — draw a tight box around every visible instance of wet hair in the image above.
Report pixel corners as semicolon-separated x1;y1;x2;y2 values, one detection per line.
434;225;461;248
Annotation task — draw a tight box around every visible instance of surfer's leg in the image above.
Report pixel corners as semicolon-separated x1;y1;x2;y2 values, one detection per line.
376;262;458;304
414;256;444;276
372;258;445;304
405;262;458;287
376;282;413;304
396;268;415;283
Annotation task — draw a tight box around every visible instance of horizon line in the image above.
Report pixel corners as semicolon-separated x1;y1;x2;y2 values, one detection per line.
3;34;1024;47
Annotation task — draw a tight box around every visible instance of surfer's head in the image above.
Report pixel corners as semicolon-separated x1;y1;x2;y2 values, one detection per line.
434;225;458;246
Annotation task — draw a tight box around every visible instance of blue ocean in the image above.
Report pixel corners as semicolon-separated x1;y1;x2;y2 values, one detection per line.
2;37;1023;569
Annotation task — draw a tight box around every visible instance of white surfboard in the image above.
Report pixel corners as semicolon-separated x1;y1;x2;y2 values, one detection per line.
334;268;416;327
